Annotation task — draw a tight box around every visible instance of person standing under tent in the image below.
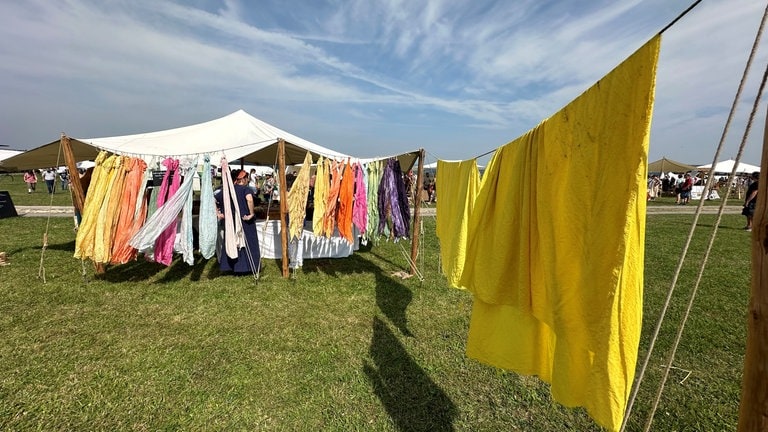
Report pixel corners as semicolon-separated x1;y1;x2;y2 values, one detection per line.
248;169;259;194
262;173;275;203
23;170;37;193
742;171;759;232
60;169;69;191
215;169;261;274
674;173;684;204
679;172;693;205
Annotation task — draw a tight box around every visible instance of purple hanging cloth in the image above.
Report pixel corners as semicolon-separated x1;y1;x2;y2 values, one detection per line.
377;158;410;238
392;159;411;237
153;158;181;265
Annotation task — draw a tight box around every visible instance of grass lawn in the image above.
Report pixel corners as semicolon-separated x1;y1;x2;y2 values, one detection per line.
0;175;754;431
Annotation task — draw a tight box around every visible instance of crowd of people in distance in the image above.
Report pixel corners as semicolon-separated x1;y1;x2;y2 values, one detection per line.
23;167;72;194
648;170;761;231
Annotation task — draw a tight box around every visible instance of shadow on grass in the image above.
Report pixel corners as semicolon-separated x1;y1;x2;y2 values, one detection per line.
300;251;414;336
364;316;457;431
98;253;220;283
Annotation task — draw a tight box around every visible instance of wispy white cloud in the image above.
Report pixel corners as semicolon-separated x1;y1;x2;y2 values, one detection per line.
0;0;765;163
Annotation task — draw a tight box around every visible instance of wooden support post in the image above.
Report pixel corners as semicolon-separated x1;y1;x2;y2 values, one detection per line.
410;149;425;276
738;106;768;431
277;139;290;277
60;134;85;214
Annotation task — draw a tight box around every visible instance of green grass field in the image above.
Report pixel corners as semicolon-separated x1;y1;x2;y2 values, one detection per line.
0;175;754;431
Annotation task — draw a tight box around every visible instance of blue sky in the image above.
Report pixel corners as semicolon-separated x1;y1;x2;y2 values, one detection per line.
0;0;766;166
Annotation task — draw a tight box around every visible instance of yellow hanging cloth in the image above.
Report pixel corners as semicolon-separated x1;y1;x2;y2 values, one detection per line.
323;160;343;238
435;159;480;288
287;151;313;241
74;152;114;260
312;156;328;236
458;35;659;432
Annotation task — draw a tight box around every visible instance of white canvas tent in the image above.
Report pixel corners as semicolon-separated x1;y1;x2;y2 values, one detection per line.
0;110;420;171
2;109;425;278
696;158;760;174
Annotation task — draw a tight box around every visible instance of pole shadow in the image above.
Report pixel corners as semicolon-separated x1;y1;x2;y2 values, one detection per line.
364;316;457;431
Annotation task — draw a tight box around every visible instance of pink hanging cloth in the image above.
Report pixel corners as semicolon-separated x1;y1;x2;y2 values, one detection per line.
351;163;367;234
153;158;181;265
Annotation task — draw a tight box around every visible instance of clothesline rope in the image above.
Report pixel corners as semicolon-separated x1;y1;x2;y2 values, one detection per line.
644;60;768;432
621;4;768;430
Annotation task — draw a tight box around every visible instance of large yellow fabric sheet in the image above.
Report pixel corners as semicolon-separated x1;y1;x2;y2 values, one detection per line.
459;36;659;431
435;159;480;288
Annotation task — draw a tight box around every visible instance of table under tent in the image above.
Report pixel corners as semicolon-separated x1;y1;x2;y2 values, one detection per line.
1;110;426;278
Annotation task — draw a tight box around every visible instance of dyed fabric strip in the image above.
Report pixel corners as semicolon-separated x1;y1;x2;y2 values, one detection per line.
288;151;313;241
74;152;113;260
323;160;343;238
177;158;198;265
312;156;328;237
435;159;479;289
365;161;381;243
153;158;181;266
220;158;245;258
111;157;148;264
198;155;218;259
352;163;367;234
336;161;354;244
377;158;409;239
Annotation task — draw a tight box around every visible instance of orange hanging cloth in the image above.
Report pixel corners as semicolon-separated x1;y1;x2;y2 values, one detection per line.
336;161;355;243
111;157;148;264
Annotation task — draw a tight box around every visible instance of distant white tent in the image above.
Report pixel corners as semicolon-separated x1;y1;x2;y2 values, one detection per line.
0;149;22;163
696;159;760;174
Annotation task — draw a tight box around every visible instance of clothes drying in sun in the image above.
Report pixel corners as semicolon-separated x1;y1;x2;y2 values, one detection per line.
456;35;659;432
336;161;355;244
198;155;218;260
287;151;313;241
352;163;368;235
323;160;343;238
434;159;480;289
110;157;148;264
312;156;328;237
152;158;182;266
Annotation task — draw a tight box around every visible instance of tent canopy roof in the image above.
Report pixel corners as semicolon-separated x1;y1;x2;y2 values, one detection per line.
0;110;420;171
647;157;695;173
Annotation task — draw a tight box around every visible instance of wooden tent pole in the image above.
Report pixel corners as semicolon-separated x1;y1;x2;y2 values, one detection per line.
410;149;425;275
738;106;768;431
277;139;290;277
60;134;85;214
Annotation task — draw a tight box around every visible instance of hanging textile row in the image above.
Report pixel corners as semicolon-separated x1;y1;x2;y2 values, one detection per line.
72;151;412;272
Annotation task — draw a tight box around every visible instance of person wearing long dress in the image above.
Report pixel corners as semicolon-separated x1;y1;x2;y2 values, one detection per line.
215;169;261;274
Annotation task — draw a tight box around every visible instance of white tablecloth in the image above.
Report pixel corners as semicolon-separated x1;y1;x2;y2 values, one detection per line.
255;220;359;268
